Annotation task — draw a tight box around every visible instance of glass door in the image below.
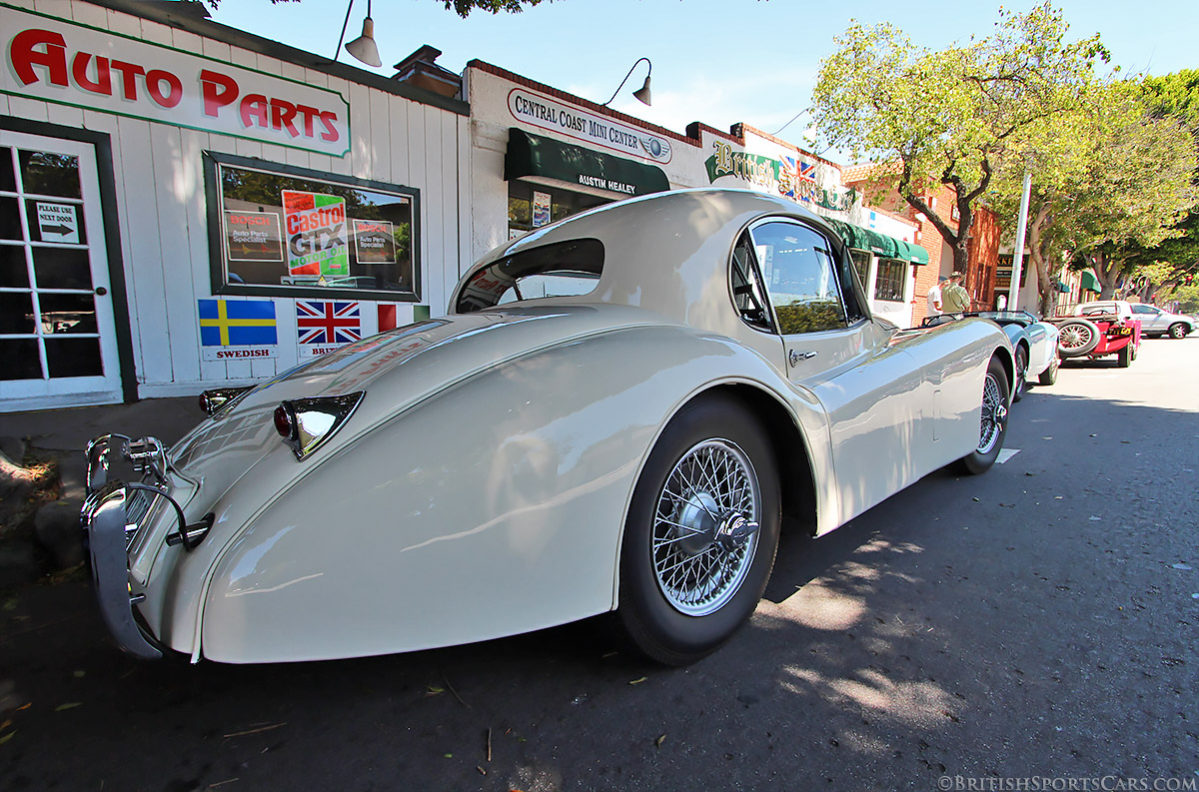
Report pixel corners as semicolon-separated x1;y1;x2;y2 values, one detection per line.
0;131;122;411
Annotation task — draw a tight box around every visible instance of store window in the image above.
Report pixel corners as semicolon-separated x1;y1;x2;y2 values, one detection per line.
849;249;871;291
507;181;607;239
873;257;906;302
204;152;420;301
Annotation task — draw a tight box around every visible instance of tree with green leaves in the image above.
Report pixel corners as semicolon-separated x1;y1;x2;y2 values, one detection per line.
811;3;1107;281
1120;70;1199;303
988;80;1197;312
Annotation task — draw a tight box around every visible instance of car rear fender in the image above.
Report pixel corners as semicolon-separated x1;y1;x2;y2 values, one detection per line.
193;324;831;663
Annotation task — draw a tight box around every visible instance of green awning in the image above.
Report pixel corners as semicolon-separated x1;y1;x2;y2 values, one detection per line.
827;219;926;263
1080;270;1102;293
504;128;669;197
896;240;930;265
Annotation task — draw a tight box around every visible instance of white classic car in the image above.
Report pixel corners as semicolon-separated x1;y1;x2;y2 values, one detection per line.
82;189;1014;666
922;310;1060;398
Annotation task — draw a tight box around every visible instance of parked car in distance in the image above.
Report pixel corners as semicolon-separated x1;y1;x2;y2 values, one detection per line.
922;310;1060;398
81;188;1015;668
1120;303;1195;339
1050;300;1141;367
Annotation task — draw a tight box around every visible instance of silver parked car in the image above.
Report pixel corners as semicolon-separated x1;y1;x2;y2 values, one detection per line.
82;188;1014;667
1076;301;1194;339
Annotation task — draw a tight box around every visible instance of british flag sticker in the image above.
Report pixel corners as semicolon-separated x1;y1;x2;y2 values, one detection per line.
296;300;361;359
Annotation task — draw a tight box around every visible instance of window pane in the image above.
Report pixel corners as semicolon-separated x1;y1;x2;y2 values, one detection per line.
0;245;29;288
456;239;603;312
0;197;22;240
873;258;906;302
0;291;35;333
752;221;846;334
39;292;97;334
18;151;82;198
25;199;86;245
33;247;92;290
45;337;103;377
0;339;42;379
217;162;416;297
0;147;15;192
730;230;772;330
849;250;870;290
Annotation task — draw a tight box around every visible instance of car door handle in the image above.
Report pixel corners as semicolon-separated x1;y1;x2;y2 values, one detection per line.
788;349;817;366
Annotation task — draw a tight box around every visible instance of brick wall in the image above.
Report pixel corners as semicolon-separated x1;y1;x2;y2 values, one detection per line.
845;172;1000;322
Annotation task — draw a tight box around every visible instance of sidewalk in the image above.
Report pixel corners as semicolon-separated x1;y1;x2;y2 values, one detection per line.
0;396;197;587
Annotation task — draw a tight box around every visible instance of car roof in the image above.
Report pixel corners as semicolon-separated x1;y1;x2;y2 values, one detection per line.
452;188;852;335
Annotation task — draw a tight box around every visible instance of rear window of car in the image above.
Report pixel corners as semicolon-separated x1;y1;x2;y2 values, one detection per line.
455;238;604;313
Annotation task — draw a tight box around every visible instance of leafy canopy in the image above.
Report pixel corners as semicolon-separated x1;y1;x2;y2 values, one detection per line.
811;3;1108;272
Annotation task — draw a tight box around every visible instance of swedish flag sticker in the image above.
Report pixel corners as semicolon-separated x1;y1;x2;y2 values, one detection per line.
199;299;279;361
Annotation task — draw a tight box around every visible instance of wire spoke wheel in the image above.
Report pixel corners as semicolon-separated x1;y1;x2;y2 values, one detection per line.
977;371;1007;455
1058;322;1096;354
651;439;760;616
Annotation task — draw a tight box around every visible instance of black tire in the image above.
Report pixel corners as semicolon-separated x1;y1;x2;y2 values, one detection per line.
1037;356;1060;386
618;395;781;665
1012;345;1028;402
1057;319;1101;357
958;357;1009;475
1168;323;1188;339
1117;343;1132;368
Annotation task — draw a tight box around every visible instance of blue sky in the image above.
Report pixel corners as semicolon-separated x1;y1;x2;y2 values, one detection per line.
209;0;1197;153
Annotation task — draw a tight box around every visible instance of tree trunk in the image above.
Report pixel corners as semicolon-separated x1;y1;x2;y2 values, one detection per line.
1026;204;1054;316
1090;251;1123;299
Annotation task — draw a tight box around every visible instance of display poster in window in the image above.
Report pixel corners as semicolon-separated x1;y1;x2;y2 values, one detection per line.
283;190;349;278
209;155;418;300
532;191;552;228
352;219;396;264
224;211;283;262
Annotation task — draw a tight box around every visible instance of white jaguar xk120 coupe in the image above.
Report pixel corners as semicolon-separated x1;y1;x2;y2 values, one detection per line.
83;188;1013;666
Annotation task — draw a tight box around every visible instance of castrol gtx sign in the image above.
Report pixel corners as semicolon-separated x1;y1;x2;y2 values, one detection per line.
2;5;350;156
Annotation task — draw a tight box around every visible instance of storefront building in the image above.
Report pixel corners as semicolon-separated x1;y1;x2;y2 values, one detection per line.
4;2;937;414
465;62;927;326
1;0;469;412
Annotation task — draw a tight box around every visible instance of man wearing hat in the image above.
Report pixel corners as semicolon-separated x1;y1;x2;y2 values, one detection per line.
927;276;946;316
941;272;971;314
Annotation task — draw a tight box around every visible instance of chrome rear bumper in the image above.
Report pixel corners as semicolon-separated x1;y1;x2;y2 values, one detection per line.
81;434;211;660
81;484;164;660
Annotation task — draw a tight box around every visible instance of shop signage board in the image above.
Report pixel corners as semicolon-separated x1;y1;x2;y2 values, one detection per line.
35;201;79;244
1;4;350;156
198;298;278;361
508;87;673;164
704;139;855;212
296;300;361;359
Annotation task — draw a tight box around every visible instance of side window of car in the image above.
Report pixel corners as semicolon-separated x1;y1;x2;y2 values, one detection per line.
729;231;773;331
1131;304;1157;315
749;220;847;334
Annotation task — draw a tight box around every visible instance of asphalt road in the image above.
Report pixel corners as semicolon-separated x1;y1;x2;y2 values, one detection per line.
2;336;1197;792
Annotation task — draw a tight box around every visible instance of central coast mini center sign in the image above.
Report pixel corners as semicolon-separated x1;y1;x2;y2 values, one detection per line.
1;4;350;156
508;87;673;164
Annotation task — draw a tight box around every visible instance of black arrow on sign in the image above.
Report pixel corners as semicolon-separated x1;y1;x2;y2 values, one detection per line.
41;223;73;236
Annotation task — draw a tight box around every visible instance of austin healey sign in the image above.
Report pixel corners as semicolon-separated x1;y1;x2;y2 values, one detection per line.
1;4;350;156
